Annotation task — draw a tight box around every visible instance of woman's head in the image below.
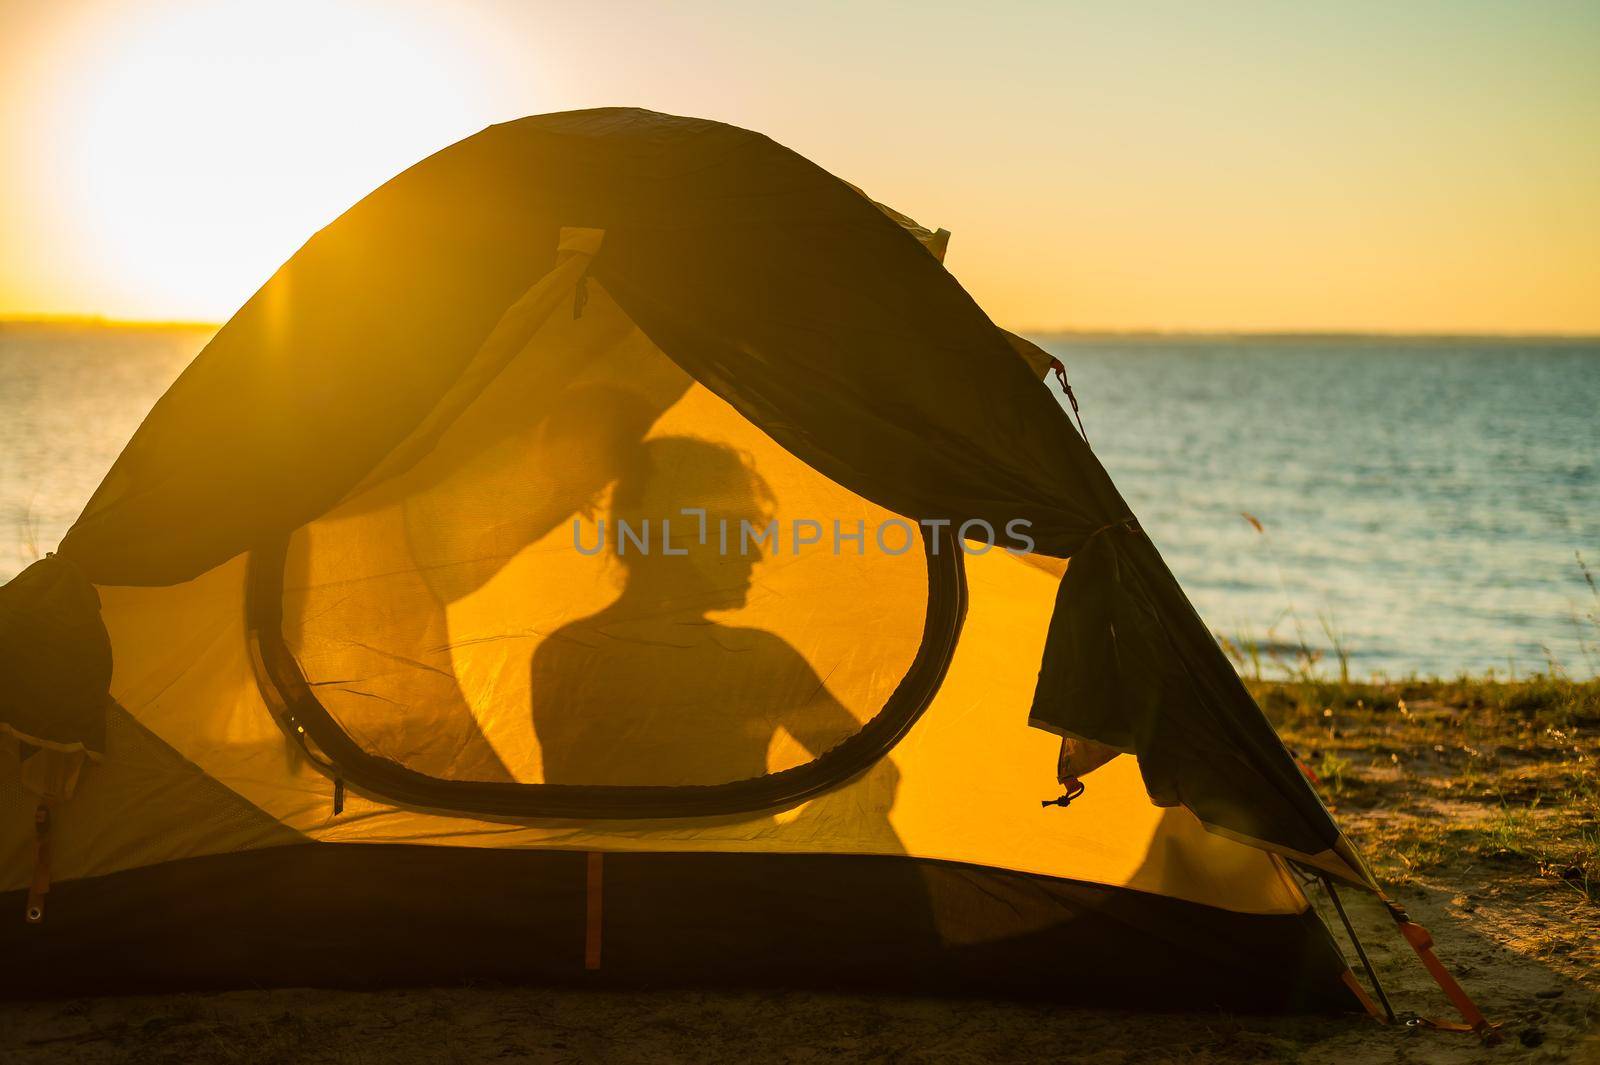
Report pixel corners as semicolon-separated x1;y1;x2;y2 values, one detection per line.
608;435;774;609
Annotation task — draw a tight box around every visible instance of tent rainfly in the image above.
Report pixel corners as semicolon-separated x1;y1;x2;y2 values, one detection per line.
0;108;1489;1024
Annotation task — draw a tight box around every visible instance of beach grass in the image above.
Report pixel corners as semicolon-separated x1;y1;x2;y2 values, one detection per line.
1257;675;1600;903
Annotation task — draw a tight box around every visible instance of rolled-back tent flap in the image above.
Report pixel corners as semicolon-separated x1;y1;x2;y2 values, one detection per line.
16;107;1358;881
0;556;109;759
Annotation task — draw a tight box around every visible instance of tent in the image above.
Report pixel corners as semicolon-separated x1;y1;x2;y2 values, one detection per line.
0;108;1453;1013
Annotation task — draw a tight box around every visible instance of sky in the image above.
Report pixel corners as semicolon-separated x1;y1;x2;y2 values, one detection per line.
1;0;1597;333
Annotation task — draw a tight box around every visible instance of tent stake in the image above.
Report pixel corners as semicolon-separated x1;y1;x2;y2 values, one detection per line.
1321;875;1396;1023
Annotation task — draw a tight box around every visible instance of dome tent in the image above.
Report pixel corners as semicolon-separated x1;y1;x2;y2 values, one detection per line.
1;107;1413;1010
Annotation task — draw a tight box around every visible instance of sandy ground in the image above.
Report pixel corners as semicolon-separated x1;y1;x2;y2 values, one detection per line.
3;681;1597;1063
1;874;1595;1064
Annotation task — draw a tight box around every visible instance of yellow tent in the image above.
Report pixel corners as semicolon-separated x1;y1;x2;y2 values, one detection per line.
4;108;1387;1008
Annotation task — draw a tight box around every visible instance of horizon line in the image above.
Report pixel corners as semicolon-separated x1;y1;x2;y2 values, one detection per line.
1023;327;1600;342
0;313;221;330
2;313;1597;343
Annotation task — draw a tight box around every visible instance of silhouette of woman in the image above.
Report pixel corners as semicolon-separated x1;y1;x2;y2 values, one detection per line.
531;436;865;788
530;434;944;968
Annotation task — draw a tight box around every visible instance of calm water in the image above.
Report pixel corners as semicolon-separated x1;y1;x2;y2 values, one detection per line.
1044;335;1599;679
2;324;1596;678
0;323;213;585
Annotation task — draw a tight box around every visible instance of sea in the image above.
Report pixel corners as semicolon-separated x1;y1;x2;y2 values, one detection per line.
2;322;1596;680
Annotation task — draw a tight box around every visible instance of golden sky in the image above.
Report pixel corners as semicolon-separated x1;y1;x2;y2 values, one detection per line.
2;0;1597;333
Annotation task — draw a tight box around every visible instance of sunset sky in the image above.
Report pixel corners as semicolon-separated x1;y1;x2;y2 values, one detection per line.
1;0;1596;333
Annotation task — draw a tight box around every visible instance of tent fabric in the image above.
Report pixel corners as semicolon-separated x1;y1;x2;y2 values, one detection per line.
0;107;1378;1002
24;107;1355;876
16;468;1307;918
0;846;1353;1011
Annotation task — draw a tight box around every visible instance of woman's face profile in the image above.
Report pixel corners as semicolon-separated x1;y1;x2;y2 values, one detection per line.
609;436;773;613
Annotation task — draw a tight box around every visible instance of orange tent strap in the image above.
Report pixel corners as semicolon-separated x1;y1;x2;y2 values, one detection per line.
584;851;604;971
1383;899;1501;1043
26;803;51;924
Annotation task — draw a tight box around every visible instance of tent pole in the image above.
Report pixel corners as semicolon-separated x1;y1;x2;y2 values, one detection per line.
1321;874;1396;1023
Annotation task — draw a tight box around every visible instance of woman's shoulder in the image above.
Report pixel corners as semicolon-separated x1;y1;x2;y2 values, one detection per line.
710;624;819;675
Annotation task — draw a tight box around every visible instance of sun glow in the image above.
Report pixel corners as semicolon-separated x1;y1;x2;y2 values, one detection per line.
33;1;504;322
3;1;1597;333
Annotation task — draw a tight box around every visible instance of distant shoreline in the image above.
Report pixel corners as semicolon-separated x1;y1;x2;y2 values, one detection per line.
1028;329;1600;344
2;315;1596;344
0;315;218;332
